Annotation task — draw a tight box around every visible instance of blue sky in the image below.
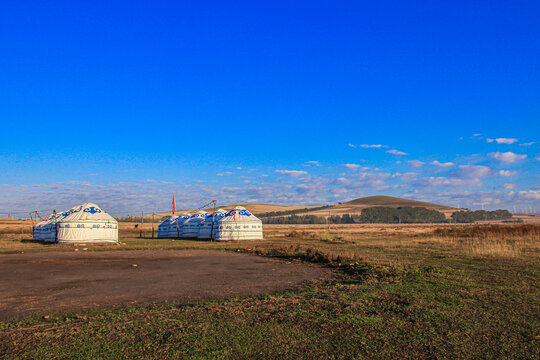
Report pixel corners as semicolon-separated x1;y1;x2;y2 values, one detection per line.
1;0;539;216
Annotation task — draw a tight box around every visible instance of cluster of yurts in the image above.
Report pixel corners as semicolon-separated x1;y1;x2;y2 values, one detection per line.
158;206;263;241
32;203;263;243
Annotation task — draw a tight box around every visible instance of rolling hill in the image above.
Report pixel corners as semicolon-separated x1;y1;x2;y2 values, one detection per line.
276;195;457;218
147;196;458;219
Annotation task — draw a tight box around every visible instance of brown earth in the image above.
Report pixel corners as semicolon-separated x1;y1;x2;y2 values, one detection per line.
0;250;328;321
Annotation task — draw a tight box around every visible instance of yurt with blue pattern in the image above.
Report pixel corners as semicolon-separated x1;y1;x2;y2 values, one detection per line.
197;209;227;239
181;210;208;238
214;206;263;241
52;203;118;243
167;213;191;238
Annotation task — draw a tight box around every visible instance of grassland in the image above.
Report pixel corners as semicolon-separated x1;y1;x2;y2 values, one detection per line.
0;220;539;359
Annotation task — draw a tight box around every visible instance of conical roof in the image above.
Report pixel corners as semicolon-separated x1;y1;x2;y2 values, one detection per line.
173;213;191;225
219;206;261;223
59;203;117;223
201;209;227;223
184;210;208;225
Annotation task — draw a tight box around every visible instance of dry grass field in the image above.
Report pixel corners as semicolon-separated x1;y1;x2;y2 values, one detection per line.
0;219;539;359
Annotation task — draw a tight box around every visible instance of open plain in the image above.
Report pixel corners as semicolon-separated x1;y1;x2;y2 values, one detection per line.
0;220;539;359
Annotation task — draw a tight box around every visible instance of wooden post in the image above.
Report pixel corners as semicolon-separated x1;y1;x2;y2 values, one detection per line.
210;200;216;241
29;212;34;235
141;211;144;238
151;213;155;239
53;209;58;242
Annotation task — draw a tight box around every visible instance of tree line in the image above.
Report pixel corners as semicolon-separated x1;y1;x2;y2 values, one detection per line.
450;210;512;223
257;205;333;218
262;207;512;224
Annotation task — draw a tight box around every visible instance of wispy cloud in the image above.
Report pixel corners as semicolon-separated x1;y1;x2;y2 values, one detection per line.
498;170;517;177
393;172;419;181
489;152;527;163
342;164;369;170
407;160;424;167
386;149;407;155
456;165;491;178
431;160;454;167
519;142;535;146
275;170;308;177
305;161;321;166
216;172;234;176
417;177;483;188
487;138;518;144
359;144;388;148
518;190;540;200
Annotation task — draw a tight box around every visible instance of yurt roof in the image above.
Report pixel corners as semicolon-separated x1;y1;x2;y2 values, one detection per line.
219;206;261;223
202;209;227;222
185;210;208;223
59;203;117;223
174;213;191;224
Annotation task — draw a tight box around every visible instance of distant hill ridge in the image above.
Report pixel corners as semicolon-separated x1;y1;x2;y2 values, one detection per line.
147;195;457;219
343;195;455;210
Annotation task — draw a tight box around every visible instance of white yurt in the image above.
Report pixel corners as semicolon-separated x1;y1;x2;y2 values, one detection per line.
197;209;227;240
55;203;118;243
39;215;62;243
40;207;79;242
181;210;208;238
167;213;191;238
163;215;180;238
33;216;53;241
214;206;263;241
157;216;173;238
41;217;58;243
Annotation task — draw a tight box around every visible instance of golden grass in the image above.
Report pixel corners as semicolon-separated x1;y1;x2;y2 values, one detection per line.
0;221;538;260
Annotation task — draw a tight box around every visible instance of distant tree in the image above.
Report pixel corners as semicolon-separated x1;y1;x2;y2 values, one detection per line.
358;207;447;224
451;209;512;223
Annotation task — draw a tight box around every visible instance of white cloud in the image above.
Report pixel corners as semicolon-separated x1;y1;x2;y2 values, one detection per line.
492;138;518;144
386;149;407;155
519;142;535;146
275;170;308;177
518;190;540;200
503;184;516;190
407;160;425;167
216;172;234;176
305;161;320;166
489;152;527;163
418;177;483;188
457;165;491;178
431;160;454;167
473;133;481;137
486;138;494;143
498;170;517;177
342;164;369;170
393;172;418;182
348;143;356;148
359;144;388;148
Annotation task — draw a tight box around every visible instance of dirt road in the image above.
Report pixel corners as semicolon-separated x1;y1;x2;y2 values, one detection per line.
0;250;328;321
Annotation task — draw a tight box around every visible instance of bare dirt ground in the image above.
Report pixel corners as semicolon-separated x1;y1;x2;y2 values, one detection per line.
0;250;328;321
